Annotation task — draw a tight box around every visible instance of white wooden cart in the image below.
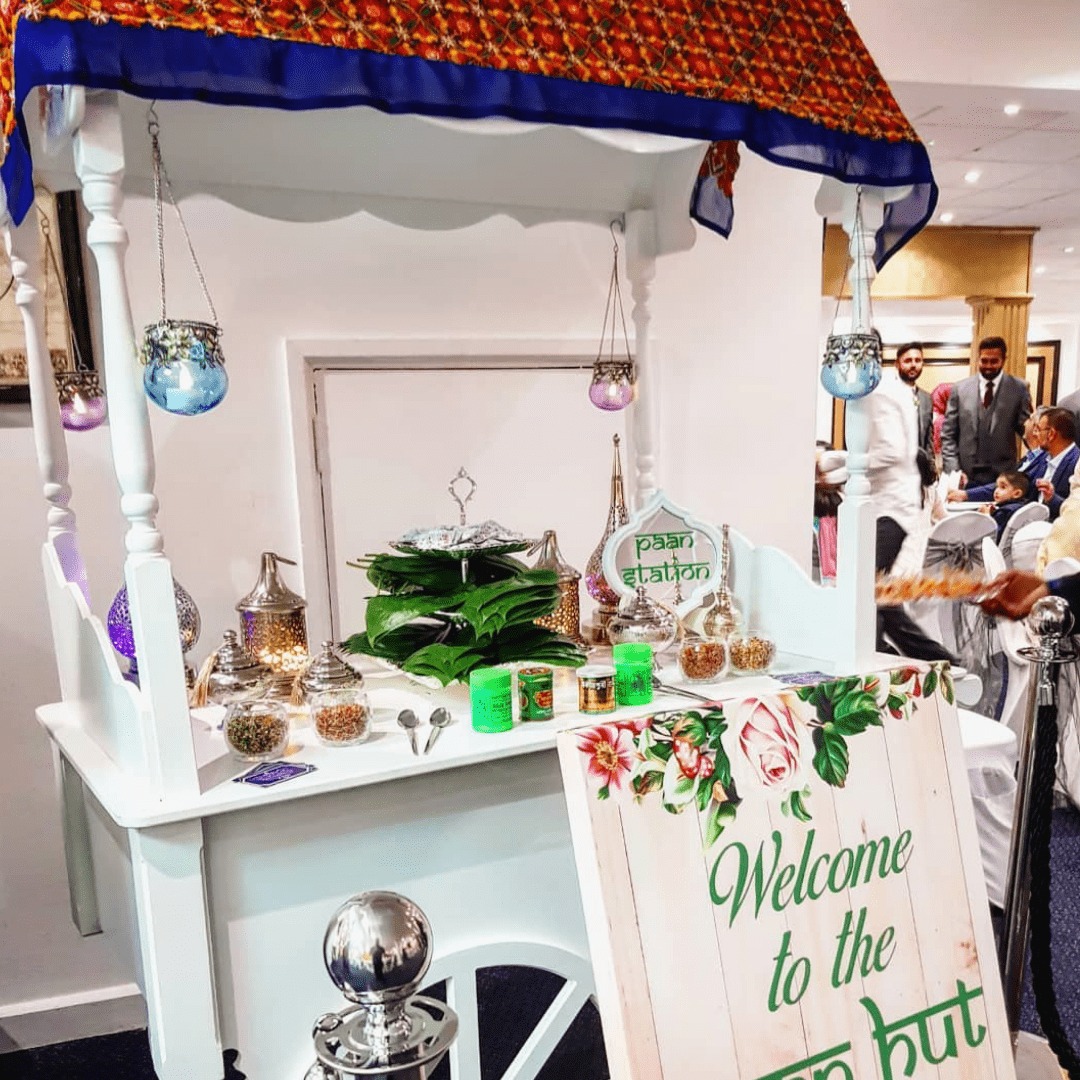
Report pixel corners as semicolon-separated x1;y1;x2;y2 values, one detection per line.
3;15;938;1079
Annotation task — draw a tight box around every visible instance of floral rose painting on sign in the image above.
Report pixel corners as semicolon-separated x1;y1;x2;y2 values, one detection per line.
576;664;952;846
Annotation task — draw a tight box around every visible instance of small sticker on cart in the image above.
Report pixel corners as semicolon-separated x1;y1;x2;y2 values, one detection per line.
234;762;317;787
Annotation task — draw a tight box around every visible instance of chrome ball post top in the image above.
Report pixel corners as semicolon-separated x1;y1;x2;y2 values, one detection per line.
306;892;457;1079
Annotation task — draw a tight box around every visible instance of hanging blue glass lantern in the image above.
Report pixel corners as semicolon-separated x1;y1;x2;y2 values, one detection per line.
820;331;883;400
140;106;227;417
141;320;228;415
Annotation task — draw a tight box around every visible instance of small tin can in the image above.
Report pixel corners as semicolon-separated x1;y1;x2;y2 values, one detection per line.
518;665;555;721
577;665;616;714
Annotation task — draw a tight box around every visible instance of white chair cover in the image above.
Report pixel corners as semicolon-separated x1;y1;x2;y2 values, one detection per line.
998;501;1049;566
981;538;1034;736
1010;519;1052;572
1044;557;1080;579
959;707;1018;910
1042;557;1080;810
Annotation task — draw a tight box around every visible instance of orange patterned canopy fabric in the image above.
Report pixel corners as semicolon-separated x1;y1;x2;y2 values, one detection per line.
0;0;935;255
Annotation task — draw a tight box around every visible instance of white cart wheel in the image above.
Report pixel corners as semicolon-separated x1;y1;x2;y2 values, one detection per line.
423;941;598;1080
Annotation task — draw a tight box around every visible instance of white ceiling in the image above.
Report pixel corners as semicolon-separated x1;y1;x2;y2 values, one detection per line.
888;81;1080;302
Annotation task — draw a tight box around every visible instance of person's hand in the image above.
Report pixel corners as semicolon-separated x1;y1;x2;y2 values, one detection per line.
946;490;968;503
980;570;1050;620
959;472;967;488
1036;477;1054;501
977;504;992;515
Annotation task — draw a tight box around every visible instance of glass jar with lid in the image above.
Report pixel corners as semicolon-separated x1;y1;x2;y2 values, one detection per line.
310;687;372;747
224;700;290;762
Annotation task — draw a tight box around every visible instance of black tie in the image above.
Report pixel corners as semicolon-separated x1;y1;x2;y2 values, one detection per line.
983;380;993;409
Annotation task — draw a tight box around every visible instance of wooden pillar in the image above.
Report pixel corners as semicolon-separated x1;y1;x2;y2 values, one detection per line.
967;294;1034;379
73;91;199;801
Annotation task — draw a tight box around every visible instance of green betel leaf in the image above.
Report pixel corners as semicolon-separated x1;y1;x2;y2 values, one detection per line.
365;593;462;645
831;690;884;736
401;643;485;686
361;553;469;595
789;789;813;823
941;667;955;705
812;726;850;788
922;668;938;699
704;800;738;848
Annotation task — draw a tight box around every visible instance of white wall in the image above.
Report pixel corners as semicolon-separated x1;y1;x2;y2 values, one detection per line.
0;150;821;1023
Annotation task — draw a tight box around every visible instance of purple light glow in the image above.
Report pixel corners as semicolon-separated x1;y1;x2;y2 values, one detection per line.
60;392;108;431
588;373;635;411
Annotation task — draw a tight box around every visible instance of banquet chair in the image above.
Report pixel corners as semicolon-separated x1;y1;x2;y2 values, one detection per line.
981;537;1033;737
1009;519;1052;571
998;501;1049;566
917;513;996;658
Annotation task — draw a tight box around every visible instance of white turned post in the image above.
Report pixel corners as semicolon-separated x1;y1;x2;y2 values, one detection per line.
74;91;198;800
839;188;883;669
625;209;659;508
3;205;89;600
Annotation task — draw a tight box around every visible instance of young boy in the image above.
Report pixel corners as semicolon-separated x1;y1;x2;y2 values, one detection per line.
979;470;1032;540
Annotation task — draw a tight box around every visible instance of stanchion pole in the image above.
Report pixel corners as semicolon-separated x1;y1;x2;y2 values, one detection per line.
1001;595;1076;1078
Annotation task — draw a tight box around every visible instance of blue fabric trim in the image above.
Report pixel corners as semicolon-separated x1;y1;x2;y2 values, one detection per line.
7;17;937;263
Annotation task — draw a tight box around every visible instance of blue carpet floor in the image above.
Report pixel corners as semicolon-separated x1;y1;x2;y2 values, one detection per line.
3;807;1080;1079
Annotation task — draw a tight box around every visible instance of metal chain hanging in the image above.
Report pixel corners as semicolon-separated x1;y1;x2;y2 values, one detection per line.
588;219;636;411
147;105;219;327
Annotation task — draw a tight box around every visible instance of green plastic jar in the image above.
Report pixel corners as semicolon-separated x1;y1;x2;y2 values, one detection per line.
612;642;654;707
470;667;514;733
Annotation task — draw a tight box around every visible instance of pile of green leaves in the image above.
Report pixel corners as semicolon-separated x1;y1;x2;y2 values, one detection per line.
343;550;586;685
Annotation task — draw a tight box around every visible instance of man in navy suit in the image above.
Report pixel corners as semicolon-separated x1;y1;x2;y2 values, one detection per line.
1031;407;1079;520
946;407;1048;504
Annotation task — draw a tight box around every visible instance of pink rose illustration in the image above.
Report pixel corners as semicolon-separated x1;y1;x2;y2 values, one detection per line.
732;694;808;792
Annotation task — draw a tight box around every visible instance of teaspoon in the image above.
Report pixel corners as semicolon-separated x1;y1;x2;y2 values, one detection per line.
397;709;420;756
651;675;714;705
424;708;452;754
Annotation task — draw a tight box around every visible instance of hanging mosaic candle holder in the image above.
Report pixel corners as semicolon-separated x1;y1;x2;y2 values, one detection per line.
820;331;882;400
55;369;107;431
139;106;228;416
588;221;637;412
107;577;201;687
821;187;882;401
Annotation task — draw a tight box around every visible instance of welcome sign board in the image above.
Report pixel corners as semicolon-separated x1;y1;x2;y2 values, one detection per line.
557;664;1014;1080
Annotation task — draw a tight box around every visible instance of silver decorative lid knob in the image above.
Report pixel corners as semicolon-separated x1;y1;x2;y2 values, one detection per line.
324;891;432;1006
1027;595;1074;641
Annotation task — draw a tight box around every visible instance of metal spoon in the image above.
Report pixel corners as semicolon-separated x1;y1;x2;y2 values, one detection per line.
424;708;452;755
651;675;714;705
397;709;420;756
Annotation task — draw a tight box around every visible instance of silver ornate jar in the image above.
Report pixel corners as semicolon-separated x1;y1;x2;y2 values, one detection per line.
305;892;457;1080
607;585;681;652
205;629;271;706
301;641;365;704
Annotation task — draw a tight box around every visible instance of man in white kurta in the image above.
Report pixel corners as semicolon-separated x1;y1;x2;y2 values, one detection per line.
864;369;956;662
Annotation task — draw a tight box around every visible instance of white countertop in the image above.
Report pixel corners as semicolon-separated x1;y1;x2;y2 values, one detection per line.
35;654;903;829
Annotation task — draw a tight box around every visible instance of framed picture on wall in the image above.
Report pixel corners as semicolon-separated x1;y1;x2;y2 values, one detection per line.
0;189;97;405
829;340;1061;449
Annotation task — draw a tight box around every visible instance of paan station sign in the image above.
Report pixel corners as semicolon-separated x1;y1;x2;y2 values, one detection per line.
558;664;1014;1080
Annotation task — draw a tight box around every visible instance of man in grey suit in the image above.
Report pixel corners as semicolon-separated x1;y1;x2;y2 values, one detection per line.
1056;385;1080;433
941;335;1033;488
896;341;934;455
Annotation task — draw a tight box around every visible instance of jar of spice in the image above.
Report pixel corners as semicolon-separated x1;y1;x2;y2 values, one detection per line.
678;633;728;683
224;700;291;762
728;629;777;675
577;665;616;714
470;667;514;733
612;642;653;706
310;687;371;747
